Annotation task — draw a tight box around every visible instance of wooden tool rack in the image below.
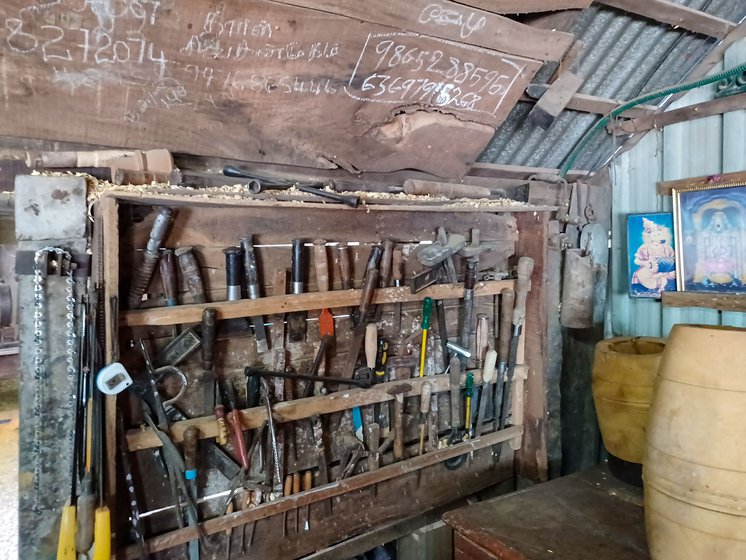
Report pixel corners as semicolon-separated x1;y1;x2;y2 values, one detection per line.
95;190;554;558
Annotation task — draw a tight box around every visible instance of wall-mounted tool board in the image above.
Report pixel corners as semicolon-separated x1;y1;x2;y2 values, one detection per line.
0;0;573;176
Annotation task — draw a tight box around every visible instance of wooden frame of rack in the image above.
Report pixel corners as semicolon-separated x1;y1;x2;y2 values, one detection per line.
94;188;553;558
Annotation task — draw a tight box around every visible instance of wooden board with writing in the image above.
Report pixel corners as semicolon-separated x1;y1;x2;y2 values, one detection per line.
0;0;547;176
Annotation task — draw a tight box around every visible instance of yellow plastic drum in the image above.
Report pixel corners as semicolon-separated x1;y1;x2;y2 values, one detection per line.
644;324;746;560
592;337;665;464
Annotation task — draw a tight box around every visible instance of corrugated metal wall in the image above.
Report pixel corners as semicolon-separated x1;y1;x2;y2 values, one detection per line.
609;39;746;338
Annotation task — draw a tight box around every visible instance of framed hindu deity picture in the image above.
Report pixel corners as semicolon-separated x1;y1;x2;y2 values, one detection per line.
673;183;746;293
627;212;677;298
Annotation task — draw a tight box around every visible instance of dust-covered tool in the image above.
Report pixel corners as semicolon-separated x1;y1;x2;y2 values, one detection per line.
241;236;270;353
128;207;174;308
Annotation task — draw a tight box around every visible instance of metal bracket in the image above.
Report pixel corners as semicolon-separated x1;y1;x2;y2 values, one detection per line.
16;250;91;277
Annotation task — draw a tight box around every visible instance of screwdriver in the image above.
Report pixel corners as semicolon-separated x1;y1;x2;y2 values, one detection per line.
418;381;433;455
418;297;433;377
464;372;474;436
93;390;110;560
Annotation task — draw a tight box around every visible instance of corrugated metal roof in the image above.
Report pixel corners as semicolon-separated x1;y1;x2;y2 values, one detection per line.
478;1;746;171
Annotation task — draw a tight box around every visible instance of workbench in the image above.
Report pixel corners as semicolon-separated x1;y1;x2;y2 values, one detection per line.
443;464;649;560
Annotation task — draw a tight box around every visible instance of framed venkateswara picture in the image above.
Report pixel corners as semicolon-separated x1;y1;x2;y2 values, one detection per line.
627;213;677;298
673;183;746;293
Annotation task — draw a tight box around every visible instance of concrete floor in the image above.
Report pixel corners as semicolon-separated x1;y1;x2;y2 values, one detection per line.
0;356;19;560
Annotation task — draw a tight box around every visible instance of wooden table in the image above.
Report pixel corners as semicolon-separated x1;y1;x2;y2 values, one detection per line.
443;465;649;560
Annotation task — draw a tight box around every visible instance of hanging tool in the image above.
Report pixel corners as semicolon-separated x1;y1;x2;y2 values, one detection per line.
57;397;79;560
341;245;382;384
92;375;110;560
312;239;335;395
435;299;449;371
128;206;174;308
309;413;332;514
464;372;474;437
260;379;284;498
116;411;150;559
374;338;388;383
182;426;200;560
352;323;378;441
224;247;243;302
175;247;207;304
241;235;270;353
498;258;534;429
389;383;411;462
418;297;433;377
418;381;433;455
459;258;478;364
475;314;489;369
410;263;446;293
496;288;515;430
374;240;394;321
475;349;497;438
288;239;307;342
338;437;368;479
391;246;403;334
202;308;218;416
366;423;381;471
302;470;313;531
160;248;178;307
225;381;250;471
445;357;466;470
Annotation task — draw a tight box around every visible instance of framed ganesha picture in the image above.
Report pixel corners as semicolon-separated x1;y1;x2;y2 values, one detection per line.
673;183;746;293
627;212;677;298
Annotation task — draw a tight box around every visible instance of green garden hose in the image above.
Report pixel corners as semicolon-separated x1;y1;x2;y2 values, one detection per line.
559;62;746;178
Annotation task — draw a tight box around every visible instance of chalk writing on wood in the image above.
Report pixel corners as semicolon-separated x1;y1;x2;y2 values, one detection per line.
346;32;527;117
0;0;541;176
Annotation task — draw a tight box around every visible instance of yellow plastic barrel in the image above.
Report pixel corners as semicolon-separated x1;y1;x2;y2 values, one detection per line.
592;336;665;464
644;324;746;560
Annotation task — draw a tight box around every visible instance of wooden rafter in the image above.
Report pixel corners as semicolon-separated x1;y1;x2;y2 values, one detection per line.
613;93;746;135
454;0;592;14
596;0;736;39
524;83;659;118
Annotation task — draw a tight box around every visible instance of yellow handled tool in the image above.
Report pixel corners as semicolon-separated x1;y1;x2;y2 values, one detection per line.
419;297;433;377
56;503;76;560
92;506;110;560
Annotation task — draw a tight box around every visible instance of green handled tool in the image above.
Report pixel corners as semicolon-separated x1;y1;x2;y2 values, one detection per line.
418;297;433;377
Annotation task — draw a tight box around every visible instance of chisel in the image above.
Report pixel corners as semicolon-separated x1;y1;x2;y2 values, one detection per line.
159;249;178;307
175;247;207;304
459;258;478;364
287;239;307;342
340;245;382;384
475;314;489;369
391;246;403;334
128;206;174;309
241;235;269;353
475;349;497;438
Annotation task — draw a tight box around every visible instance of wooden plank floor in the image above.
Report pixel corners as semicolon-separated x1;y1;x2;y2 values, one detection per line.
443;464;649;560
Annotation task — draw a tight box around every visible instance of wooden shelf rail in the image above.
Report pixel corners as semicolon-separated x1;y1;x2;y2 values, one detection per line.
661;291;746;312
121;279;514;327
120;425;522;558
127;373;494;451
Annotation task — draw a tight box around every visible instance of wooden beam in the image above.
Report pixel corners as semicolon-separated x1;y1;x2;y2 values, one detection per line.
120;425;523;557
121;279;514;327
468;162;591;181
529;72;585;129
662;291;746;312
657;170;746;195
524;84;659;117
613;93;746;135
126;373;497;450
596;0;736;39
270;0;575;62
454;0;592;14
